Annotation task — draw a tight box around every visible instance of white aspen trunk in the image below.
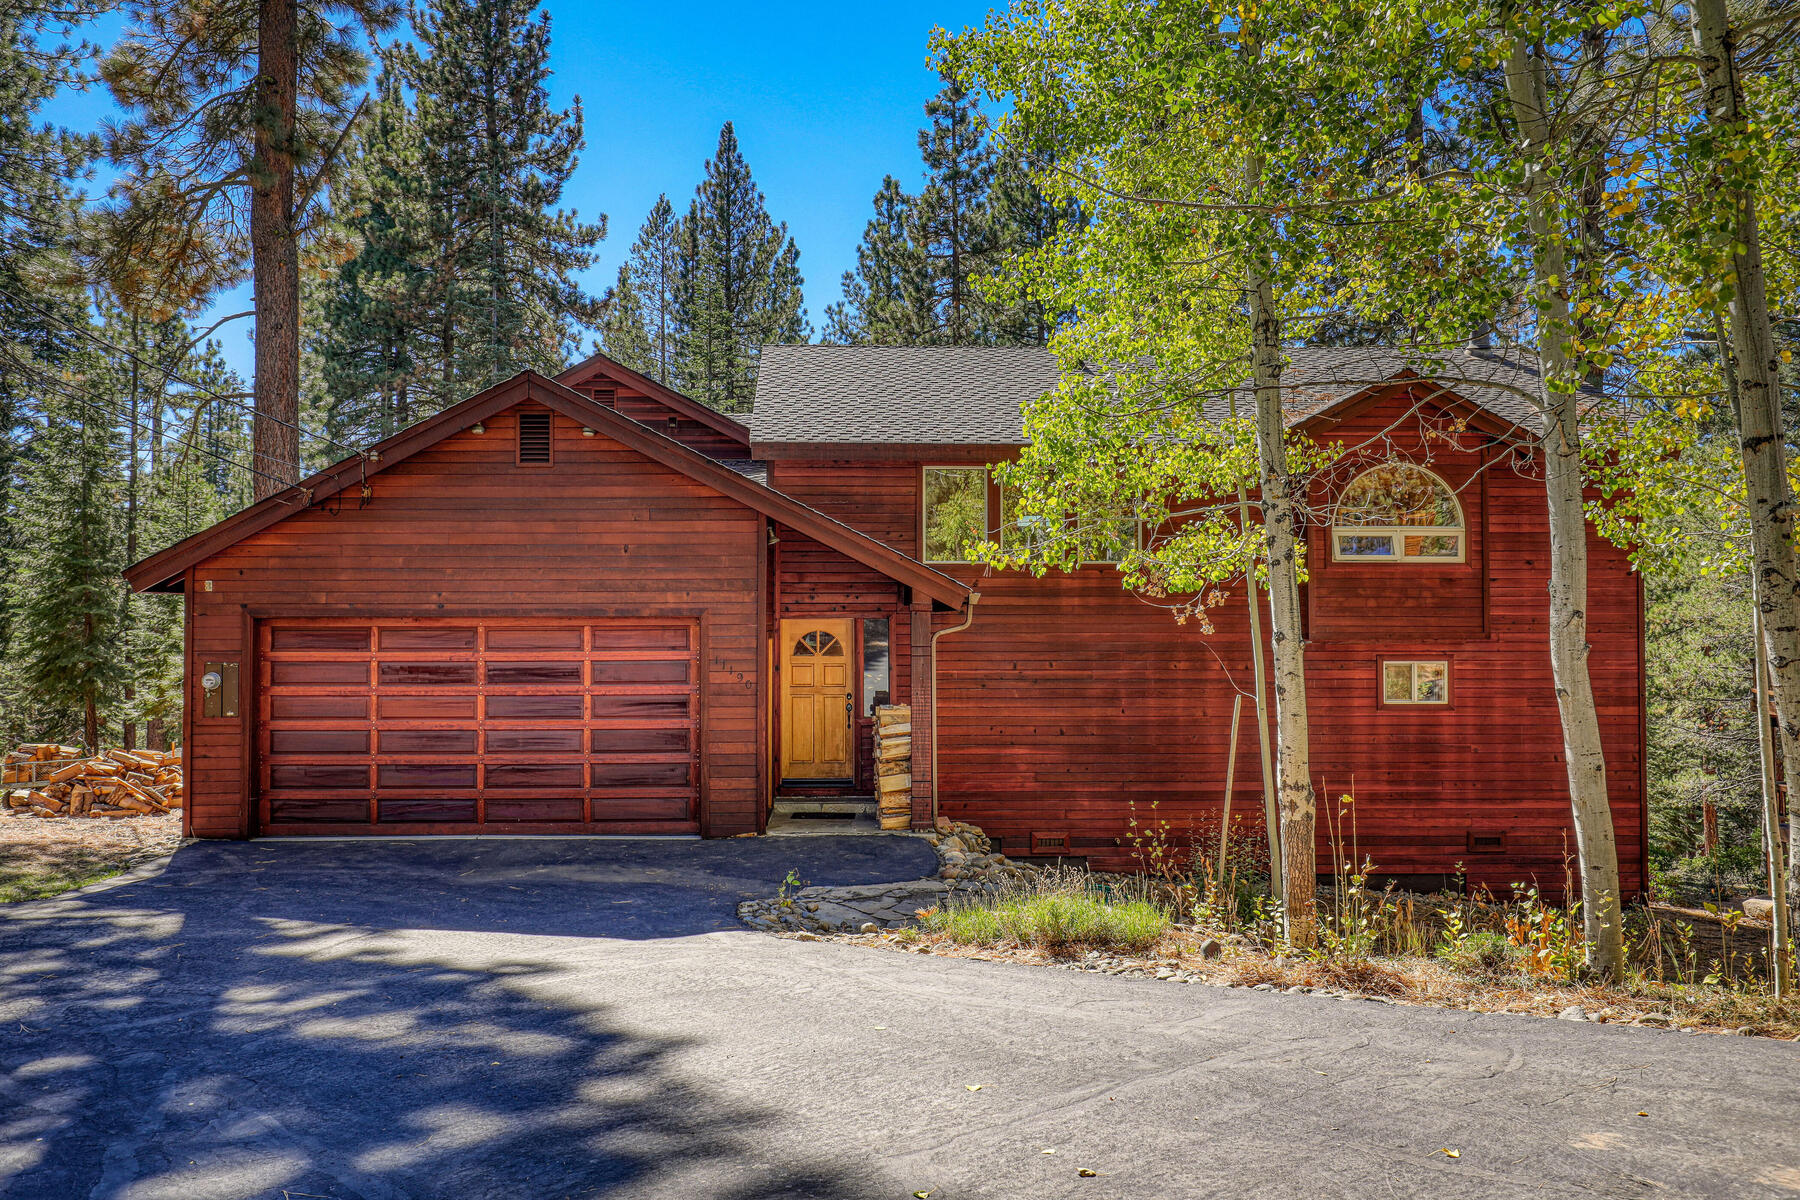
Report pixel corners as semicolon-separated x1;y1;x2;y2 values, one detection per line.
1247;260;1316;945
1692;0;1800;931
1506;37;1625;978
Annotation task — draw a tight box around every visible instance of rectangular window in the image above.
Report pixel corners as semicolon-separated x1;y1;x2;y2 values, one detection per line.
923;468;988;563
861;618;890;716
1334;531;1464;562
998;480;1136;564
1382;660;1449;705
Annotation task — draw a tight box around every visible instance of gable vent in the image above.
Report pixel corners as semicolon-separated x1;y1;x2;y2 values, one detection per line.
517;411;553;464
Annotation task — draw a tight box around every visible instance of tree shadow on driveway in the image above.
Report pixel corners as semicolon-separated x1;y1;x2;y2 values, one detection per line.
0;837;920;1199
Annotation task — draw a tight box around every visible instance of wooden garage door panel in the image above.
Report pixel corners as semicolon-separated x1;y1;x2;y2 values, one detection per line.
258;619;700;833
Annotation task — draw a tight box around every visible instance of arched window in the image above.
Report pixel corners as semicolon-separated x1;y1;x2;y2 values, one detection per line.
1331;464;1465;563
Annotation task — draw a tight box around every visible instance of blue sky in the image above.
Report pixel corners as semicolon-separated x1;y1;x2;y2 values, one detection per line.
46;1;1003;378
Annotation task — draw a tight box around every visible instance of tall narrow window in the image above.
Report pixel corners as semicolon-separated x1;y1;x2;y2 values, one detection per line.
1332;463;1464;562
517;410;553;465
862;618;890;716
923;468;987;563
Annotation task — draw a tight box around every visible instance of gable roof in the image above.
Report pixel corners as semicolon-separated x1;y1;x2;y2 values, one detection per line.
557;349;752;451
748;343;1566;448
125;372;970;607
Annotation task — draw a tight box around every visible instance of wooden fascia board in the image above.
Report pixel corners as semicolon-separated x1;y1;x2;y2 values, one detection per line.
129;370;970;609
529;377;972;608
557;351;751;449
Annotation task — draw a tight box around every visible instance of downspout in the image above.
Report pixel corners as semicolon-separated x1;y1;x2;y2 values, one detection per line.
930;592;981;828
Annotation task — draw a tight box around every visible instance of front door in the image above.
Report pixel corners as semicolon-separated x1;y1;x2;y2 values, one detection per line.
780;618;854;781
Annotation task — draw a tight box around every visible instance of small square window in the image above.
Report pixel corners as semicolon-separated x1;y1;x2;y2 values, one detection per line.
1383;660;1449;705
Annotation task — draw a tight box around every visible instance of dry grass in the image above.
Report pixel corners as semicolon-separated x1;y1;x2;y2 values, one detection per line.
0;808;184;903
868;921;1800;1038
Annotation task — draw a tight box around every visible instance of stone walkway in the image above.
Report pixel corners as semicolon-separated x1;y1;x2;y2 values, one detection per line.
737;820;1037;934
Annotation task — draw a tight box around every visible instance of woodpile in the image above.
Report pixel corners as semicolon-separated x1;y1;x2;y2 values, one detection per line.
2;746;183;820
875;705;912;831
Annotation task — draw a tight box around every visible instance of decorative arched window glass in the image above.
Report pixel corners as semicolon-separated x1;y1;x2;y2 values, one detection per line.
1331;464;1465;563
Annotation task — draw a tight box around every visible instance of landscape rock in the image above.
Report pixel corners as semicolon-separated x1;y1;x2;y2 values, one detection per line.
1198;938;1223;960
739;819;1036;935
1558;1005;1588;1022
1741;897;1776;922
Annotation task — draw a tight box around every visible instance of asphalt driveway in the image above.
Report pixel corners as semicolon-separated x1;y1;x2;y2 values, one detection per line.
0;836;1795;1200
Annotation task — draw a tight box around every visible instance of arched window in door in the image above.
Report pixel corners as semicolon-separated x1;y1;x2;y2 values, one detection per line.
1331;463;1465;563
792;630;845;658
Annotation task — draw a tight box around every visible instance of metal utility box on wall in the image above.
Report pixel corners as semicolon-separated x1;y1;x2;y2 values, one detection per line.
201;661;239;718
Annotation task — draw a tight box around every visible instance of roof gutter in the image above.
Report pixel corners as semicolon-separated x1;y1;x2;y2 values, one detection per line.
929;591;980;829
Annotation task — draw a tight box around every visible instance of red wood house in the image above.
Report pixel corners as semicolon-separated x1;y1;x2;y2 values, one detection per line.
125;344;1647;896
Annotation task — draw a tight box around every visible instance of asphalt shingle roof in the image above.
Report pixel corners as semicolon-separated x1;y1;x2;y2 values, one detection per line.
748;345;1060;445
748;343;1563;446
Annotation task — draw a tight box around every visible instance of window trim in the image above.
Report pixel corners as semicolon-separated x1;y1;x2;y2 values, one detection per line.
1330;464;1466;564
920;465;990;564
1377;657;1454;708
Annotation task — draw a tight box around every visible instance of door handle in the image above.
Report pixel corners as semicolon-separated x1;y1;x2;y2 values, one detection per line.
845;693;854;716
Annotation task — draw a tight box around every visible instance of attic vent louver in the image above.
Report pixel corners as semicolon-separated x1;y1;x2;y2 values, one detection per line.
517;411;552;465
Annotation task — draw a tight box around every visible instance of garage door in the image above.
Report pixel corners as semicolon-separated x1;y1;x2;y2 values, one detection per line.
256;619;699;833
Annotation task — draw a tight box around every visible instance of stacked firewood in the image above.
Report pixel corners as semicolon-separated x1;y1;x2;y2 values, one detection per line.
875;705;912;831
2;746;184;819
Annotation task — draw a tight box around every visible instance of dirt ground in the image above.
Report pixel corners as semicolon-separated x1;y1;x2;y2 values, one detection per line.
0;808;185;902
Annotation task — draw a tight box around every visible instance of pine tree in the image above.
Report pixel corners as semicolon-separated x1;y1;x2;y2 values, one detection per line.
908;77;1000;345
673;123;809;411
824;177;931;344
312;64;434;445
601;195;683;382
0;3;93;668
599;264;655;378
98;0;399;498
3;355;124;749
405;0;606;388
826;78;1071;347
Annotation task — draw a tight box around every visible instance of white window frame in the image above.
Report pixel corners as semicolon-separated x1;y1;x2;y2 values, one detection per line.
1331;464;1467;564
921;466;989;564
1381;659;1451;706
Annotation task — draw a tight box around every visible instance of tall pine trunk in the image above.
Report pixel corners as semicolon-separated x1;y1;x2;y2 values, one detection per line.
1505;36;1624;978
251;0;301;499
1246;239;1315;944
1692;0;1800;929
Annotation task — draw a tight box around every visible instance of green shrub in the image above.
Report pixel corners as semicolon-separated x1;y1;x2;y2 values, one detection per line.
926;888;1171;957
1440;928;1524;977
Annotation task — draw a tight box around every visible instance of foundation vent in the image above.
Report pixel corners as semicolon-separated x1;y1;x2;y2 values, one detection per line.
1030;831;1070;855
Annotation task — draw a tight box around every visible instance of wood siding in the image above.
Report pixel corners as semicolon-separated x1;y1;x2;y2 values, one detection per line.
183;405;764;838
766;460;918;791
781;389;1647;897
563;377;749;460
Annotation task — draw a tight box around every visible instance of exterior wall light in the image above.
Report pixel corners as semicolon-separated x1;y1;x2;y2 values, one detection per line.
470;422;485;434
581;427;596;437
